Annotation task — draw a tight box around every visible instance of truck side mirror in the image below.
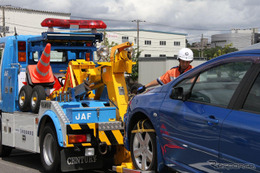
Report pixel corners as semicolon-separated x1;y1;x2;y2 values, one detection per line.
170;87;184;100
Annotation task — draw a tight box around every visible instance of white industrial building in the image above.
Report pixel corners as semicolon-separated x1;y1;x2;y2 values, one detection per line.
105;29;187;58
105;29;201;84
211;28;259;50
0;5;70;37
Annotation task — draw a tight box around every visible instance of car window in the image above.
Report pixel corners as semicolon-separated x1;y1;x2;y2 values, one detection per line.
175;77;196;91
190;61;252;107
243;73;260;113
176;61;252;107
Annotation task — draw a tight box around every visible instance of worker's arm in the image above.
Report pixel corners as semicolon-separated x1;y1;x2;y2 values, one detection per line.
145;79;159;88
137;79;160;94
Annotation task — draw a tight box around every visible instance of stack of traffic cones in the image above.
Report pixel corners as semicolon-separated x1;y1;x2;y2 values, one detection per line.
26;43;55;87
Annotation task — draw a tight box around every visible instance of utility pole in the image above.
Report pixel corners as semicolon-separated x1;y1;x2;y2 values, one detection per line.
2;6;6;37
132;20;145;53
200;34;204;58
251;28;256;45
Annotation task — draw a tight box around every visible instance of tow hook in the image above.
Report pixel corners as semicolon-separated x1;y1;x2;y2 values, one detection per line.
98;142;108;155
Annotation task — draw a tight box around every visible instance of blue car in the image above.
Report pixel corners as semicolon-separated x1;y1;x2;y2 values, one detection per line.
124;44;260;173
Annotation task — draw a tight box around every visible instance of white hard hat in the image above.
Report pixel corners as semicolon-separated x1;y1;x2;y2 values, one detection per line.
178;48;193;61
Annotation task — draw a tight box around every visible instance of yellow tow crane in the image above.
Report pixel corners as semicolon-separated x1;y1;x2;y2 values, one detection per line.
53;42;136;172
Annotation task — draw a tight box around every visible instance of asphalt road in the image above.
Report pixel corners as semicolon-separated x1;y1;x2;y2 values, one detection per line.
0;149;112;173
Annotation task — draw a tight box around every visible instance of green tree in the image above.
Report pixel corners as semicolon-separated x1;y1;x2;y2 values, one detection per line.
130;48;141;82
186;39;191;47
204;43;238;60
204;46;221;59
100;31;140;82
102;32;118;49
191;49;200;57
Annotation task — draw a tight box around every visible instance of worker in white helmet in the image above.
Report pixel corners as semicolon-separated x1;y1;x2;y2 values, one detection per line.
137;48;194;94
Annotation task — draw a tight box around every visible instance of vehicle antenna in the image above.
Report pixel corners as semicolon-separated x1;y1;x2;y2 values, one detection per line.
14;27;18;37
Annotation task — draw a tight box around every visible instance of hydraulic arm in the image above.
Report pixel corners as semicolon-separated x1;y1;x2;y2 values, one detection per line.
61;42;135;121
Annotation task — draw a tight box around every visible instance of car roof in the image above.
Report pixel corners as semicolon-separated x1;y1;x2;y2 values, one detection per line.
178;43;260;81
241;42;260;51
217;43;260;58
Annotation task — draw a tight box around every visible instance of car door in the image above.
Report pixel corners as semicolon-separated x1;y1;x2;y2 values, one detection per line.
158;60;252;172
218;64;260;173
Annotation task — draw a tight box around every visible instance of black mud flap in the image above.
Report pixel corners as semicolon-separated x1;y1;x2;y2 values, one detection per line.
60;147;103;172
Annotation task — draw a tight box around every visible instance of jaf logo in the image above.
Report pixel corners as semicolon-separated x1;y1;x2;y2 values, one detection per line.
75;113;91;120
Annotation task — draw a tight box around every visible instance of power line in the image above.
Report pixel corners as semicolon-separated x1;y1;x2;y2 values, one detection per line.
105;30;254;42
71;15;237;32
5;20;255;43
71;15;132;23
107;31;188;40
132;19;145;52
3;15;257;45
13;29;39;34
145;21;232;32
6;13;258;40
5;22;43;30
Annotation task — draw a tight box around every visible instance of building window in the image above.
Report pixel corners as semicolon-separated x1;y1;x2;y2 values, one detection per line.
145;40;151;45
145;54;151;57
174;41;180;46
160;54;166;57
160;41;166;46
122;36;129;43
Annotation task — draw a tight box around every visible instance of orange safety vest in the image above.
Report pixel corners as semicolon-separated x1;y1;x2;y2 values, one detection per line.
157;65;193;85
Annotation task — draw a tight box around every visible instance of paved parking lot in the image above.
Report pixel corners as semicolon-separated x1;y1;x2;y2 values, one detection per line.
0;149;111;173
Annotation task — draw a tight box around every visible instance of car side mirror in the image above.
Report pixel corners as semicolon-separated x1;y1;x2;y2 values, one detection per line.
170;87;191;101
170;87;184;100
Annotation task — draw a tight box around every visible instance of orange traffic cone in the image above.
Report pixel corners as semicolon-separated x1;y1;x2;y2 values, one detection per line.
27;43;55;86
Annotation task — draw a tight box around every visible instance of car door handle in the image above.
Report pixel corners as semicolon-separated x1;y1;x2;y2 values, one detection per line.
206;115;219;126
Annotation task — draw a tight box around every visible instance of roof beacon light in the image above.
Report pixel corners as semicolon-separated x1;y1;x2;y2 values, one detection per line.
41;18;107;29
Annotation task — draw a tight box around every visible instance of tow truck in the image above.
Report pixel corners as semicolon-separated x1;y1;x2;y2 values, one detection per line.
0;18;136;172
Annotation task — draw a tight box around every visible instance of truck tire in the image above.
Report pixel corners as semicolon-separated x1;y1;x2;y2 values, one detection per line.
0;116;12;157
31;85;46;113
40;123;60;173
18;85;32;112
130;120;157;171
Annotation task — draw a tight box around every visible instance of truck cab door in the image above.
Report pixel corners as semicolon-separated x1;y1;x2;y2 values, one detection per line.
0;42;20;113
2;67;19;113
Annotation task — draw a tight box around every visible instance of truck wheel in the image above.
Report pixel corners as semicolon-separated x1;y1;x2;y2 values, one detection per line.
0;117;12;157
31;85;46;113
18;85;32;112
130;120;157;171
40;123;60;173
